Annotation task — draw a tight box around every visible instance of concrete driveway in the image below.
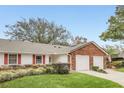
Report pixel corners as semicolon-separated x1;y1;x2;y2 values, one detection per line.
79;69;124;86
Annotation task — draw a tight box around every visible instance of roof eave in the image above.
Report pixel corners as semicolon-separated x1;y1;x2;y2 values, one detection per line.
69;41;109;56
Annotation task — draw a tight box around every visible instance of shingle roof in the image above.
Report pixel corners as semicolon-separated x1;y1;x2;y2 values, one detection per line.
0;39;108;55
0;39;70;54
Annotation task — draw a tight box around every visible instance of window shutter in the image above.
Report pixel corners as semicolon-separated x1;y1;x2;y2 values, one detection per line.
4;53;8;64
43;55;45;64
18;54;21;64
33;54;35;64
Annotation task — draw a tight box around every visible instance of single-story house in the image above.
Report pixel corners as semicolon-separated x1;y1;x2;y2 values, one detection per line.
0;39;109;71
112;51;124;61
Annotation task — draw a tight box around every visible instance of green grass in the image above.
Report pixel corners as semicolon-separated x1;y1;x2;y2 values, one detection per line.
0;73;123;88
116;67;124;72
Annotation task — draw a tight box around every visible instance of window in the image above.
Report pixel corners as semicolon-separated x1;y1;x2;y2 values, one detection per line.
9;54;17;64
36;55;42;64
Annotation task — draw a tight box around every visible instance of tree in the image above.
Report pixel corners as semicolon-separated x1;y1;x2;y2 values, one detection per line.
103;45;119;56
71;36;87;46
100;5;124;42
5;18;72;46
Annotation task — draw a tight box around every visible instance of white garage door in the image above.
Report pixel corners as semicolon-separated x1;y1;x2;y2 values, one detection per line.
76;55;89;71
93;56;104;69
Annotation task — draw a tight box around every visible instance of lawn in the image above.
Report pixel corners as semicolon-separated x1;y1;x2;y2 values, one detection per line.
116;67;124;72
0;73;123;88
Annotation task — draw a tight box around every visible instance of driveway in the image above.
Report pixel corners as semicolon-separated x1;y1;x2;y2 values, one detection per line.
79;69;124;86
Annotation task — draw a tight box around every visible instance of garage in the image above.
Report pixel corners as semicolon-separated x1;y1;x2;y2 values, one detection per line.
76;55;89;71
93;56;104;69
69;42;109;70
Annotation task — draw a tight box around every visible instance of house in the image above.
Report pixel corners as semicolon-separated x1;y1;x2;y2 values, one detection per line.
0;39;109;71
112;51;124;61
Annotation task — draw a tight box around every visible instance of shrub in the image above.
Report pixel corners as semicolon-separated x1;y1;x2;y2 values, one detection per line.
0;68;45;82
121;61;124;67
0;63;70;82
0;72;14;82
92;66;99;71
37;67;46;73
45;66;55;74
30;69;43;75
52;63;70;74
34;69;44;75
26;68;45;76
24;64;32;68
0;65;13;70
58;67;69;74
106;61;112;68
92;66;107;74
31;64;40;69
14;70;28;78
9;65;26;70
26;69;35;76
97;69;107;74
111;61;122;68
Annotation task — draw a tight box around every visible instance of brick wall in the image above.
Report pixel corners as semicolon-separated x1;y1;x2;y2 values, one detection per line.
69;43;108;70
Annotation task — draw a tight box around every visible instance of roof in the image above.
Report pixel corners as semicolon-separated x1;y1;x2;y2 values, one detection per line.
69;41;109;55
0;39;70;54
0;39;109;55
118;51;124;58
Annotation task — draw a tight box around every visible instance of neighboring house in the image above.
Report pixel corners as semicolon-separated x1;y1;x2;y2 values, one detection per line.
117;51;124;58
0;39;109;71
112;51;124;61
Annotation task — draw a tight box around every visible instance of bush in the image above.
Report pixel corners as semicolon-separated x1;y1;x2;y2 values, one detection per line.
0;65;26;71
97;69;107;74
26;69;44;75
24;64;32;68
34;69;44;75
14;70;28;78
106;61;112;68
0;68;46;82
0;65;13;70
92;66;107;74
111;61;122;68
92;66;99;71
0;72;14;82
37;67;46;73
45;66;55;74
45;63;70;74
121;61;124;67
52;63;70;74
0;63;70;82
31;64;41;69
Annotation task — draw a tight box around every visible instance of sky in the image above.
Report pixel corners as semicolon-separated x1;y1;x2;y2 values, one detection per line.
0;5;121;46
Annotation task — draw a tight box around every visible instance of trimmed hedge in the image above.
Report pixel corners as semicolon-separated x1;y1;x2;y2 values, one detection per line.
0;64;46;71
0;68;45;82
52;63;70;74
0;63;70;82
44;63;70;74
